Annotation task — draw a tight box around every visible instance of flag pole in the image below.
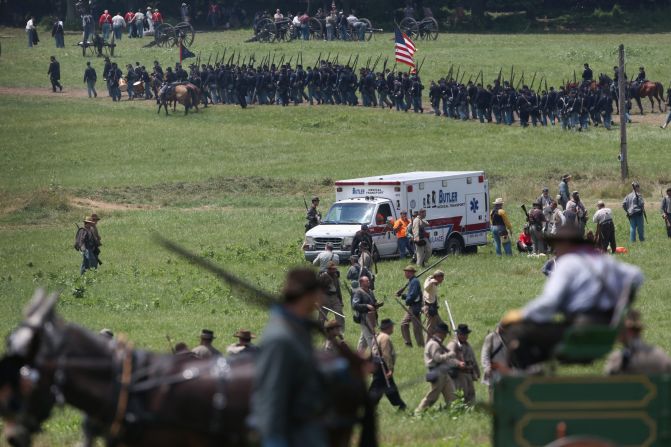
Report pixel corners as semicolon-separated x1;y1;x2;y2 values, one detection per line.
179;37;183;65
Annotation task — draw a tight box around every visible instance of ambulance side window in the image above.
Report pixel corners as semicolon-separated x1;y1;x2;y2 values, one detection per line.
376;203;392;226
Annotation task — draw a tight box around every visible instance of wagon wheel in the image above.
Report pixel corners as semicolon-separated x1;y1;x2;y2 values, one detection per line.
155;23;175;47
284;23;296;42
175;21;195;47
424;17;439;40
308;17;323;40
361;18;373;41
256;18;276;42
399;17;419;39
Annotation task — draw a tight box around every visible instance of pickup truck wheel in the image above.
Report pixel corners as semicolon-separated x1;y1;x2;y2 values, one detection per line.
445;236;464;255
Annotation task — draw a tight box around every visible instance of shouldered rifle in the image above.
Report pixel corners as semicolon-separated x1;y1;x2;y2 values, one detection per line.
417;55;426;74
521;204;530;221
303;196;309;212
206;53;211;66
394;253;450;297
496;67;502;84
360;316;391;388
315;51;322;68
530;71;537;91
633;185;648;224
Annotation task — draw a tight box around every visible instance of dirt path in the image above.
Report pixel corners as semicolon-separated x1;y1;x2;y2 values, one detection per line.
0;86;666;126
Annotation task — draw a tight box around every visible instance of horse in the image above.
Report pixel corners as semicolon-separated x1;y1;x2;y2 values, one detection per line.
0;289;375;447
629;80;666;114
158;82;201;115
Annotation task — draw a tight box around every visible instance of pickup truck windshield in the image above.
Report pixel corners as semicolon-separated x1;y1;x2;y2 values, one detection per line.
322;203;375;224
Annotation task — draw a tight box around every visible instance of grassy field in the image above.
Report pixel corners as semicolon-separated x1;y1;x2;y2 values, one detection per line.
0;28;671;447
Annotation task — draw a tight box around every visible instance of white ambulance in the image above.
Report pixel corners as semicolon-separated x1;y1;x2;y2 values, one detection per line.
302;171;490;262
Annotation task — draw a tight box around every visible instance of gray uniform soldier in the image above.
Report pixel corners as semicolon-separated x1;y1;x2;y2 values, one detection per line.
323;319;345;352
415;322;458;413
191;329;221;359
446;324;480;405
352;276;379;351
251;268;328;447
661;187;671;238
605;310;671;375
481;324;508;401
412;208;431;267
319;261;345;331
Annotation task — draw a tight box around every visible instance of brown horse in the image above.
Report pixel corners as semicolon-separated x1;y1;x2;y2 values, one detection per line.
158;82;201;115
631;81;666;114
0;289;375;447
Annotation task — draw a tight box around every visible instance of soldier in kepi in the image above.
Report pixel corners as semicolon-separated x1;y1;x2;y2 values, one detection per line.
501;222;644;369
251;268;328;447
415;322;457;413
369;318;407;410
305;196;321;232
446;324;480;405
605;309;671;374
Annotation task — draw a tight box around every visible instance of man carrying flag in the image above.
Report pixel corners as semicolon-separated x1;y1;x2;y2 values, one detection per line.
394;27;416;70
179;39;196;65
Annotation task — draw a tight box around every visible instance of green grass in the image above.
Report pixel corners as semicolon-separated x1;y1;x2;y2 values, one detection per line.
1;28;671;447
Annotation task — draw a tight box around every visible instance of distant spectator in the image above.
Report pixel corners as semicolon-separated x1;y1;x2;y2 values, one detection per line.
26;16;37;47
51;18;65;48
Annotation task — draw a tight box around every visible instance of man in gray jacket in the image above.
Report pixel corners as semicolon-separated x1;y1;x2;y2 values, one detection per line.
623;181;646;242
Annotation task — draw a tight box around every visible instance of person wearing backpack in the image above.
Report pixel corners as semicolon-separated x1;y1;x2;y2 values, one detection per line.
75;217;99;274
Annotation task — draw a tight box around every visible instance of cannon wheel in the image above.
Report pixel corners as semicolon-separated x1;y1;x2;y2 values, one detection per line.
423;17;439;40
400;17;419;39
175;21;195;46
103;42;115;57
257;18;276;42
361;18;373;41
155;23;175;47
308;17;323;40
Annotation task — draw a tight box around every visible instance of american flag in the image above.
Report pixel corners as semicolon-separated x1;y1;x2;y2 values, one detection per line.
394;27;416;69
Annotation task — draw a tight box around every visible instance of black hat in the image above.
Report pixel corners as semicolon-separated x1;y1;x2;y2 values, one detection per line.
435;322;450;334
200;329;215;340
457;324;472;335
380;318;394;330
312;196;320;202
544;223;593;246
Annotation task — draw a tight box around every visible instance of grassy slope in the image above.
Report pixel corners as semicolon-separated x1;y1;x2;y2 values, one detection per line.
1;28;671;446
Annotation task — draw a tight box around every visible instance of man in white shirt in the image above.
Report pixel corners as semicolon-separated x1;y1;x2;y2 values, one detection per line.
593;200;616;253
26;17;36;47
112;12;126;40
274;9;284;22
134;9;145;38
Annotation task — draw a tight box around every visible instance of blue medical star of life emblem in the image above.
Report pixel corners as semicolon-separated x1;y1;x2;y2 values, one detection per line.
470;198;479;213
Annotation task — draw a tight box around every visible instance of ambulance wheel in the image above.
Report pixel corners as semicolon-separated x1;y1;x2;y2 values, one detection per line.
463;245;477;254
445;235;464;255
